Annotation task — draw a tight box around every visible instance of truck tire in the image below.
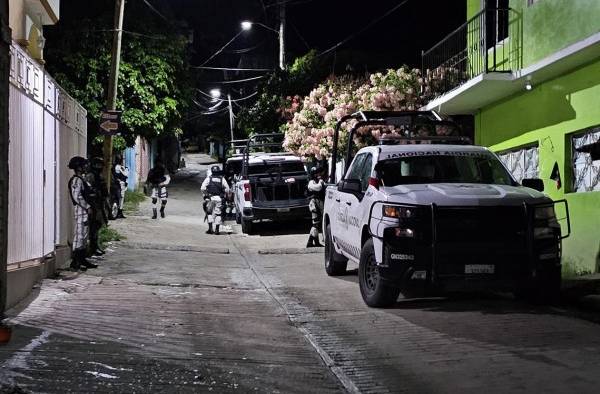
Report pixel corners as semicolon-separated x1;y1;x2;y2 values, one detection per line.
241;218;253;234
324;223;347;276
108;197;119;220
359;238;400;307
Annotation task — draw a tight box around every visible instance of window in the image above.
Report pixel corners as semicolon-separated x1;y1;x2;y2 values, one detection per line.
359;154;373;192
497;145;539;183
485;0;509;48
378;153;515;186
572;127;600;192
346;154;366;181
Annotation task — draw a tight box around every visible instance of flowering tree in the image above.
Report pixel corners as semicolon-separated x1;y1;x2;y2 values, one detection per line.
282;66;443;160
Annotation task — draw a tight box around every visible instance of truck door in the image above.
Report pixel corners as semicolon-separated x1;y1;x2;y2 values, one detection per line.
344;153;373;260
336;153;367;260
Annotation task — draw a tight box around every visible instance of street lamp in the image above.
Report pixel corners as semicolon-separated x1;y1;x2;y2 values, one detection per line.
240;19;285;70
210;88;222;98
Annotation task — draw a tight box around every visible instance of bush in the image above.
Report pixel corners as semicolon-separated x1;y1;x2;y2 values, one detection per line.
123;189;146;212
98;226;123;248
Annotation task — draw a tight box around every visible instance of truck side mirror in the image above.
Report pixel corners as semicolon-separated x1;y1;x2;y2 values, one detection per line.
522;178;544;192
338;179;362;194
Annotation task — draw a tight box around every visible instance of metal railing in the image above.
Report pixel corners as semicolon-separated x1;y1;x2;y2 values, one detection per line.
422;8;521;99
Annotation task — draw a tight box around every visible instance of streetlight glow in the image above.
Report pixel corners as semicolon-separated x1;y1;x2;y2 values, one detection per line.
210;88;222;98
241;21;252;31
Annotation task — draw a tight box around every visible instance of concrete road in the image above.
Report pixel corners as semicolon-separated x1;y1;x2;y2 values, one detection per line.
2;153;600;393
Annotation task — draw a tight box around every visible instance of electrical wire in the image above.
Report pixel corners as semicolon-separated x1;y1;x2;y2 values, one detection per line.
191;66;273;71
199;30;244;67
141;0;171;23
317;0;410;58
197;90;258;103
203;75;266;85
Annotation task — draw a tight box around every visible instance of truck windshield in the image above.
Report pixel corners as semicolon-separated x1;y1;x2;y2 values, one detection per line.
378;153;516;186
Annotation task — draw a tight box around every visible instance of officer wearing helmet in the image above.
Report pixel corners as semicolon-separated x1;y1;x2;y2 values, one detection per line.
201;165;230;234
85;157;109;257
146;158;171;219
67;156;98;271
307;166;326;247
113;155;129;219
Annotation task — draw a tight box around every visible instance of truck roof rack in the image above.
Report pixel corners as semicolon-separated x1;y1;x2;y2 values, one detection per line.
242;133;287;178
329;110;468;183
378;135;472;145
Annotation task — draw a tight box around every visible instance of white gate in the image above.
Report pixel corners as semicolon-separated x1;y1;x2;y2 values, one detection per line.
7;43;87;266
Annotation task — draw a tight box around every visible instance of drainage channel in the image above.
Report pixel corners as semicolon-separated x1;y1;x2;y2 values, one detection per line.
230;236;361;394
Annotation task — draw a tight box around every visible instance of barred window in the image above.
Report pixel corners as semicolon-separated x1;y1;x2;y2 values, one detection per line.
497;145;539;183
572;127;600;192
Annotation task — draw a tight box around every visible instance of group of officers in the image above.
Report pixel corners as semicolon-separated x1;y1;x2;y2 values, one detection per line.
68;156;328;270
67;155;129;272
198;163;327;248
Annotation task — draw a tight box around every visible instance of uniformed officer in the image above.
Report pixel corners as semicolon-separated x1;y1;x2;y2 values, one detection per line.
85;157;109;257
201;165;230;235
146;159;171;219
68;156;98;271
307;166;326;248
113;155;129;219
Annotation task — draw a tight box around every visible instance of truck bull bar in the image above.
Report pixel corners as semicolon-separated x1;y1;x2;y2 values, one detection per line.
366;199;570;284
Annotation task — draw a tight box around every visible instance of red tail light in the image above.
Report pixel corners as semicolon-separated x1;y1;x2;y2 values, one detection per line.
243;183;252;201
369;177;380;189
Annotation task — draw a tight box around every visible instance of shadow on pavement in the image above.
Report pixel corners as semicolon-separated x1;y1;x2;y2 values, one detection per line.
245;220;311;236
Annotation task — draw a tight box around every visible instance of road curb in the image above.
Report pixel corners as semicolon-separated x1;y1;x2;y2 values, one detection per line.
258;248;324;255
116;241;229;254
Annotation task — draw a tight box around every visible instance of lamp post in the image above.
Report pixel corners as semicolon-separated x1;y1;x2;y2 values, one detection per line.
241;16;286;70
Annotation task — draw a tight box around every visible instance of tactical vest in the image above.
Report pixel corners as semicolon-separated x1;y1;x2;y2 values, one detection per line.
206;176;224;196
68;175;95;206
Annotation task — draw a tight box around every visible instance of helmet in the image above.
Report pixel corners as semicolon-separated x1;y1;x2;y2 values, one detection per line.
309;166;323;177
210;165;223;176
68;156;88;170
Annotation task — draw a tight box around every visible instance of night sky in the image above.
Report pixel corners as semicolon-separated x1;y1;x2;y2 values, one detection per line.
167;0;466;71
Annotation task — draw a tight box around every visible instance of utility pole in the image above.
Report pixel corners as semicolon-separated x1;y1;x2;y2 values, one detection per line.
0;0;10;316
102;0;125;187
227;93;234;141
279;2;286;70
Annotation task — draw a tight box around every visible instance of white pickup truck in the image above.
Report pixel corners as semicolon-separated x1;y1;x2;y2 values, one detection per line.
323;111;570;307
234;134;310;234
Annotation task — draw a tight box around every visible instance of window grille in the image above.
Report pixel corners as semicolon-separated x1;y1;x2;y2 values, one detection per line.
498;145;539;183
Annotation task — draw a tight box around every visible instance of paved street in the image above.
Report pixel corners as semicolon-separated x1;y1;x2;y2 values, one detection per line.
2;154;600;393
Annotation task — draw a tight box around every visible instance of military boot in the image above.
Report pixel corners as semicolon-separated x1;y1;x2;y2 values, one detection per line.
152;208;158;219
160;206;166;218
215;225;220;235
206;223;213;234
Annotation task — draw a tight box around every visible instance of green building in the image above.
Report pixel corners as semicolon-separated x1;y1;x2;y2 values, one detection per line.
422;0;600;274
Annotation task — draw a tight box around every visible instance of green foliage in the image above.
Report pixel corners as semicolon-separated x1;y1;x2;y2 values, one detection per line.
98;226;123;248
44;0;193;147
123;189;147;213
237;50;328;136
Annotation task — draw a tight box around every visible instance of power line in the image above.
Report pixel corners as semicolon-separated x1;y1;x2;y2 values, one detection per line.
141;0;170;23
317;0;410;58
191;66;273;71
203;75;266;85
199;31;244;67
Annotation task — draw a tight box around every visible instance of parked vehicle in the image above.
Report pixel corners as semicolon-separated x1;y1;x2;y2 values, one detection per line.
323;111;570;307
234;134;310;234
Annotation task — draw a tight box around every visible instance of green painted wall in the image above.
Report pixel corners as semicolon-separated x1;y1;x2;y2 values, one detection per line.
476;59;600;274
513;0;600;67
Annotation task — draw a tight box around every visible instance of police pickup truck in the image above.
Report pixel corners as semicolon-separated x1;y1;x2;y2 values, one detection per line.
234;133;310;234
323;111;570;307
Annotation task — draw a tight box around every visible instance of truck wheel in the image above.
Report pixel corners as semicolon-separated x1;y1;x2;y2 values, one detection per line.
359;238;400;307
324;223;347;276
241;219;253;234
108;198;119;220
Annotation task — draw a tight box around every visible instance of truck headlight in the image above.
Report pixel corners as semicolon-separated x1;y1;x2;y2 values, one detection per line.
383;205;415;219
535;206;555;220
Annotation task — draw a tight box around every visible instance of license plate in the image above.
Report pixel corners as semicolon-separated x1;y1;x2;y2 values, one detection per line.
277;208;290;213
465;264;495;274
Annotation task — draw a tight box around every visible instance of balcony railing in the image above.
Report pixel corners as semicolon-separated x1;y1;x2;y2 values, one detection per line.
422;8;522;99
